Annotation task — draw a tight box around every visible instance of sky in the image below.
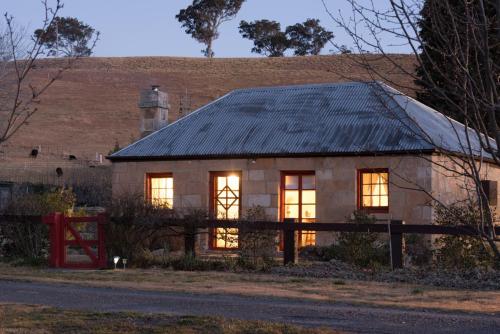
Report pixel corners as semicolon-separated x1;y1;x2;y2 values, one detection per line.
2;0;412;58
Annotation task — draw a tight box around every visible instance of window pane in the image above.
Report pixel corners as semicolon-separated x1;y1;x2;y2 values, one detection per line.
227;175;240;190
166;189;173;200
380;172;388;184
380;182;388;196
151;188;160;199
302;205;316;219
285;175;299;189
302;190;315;204
302;175;315;189
151;178;160;188
165;198;173;208
217;176;227;191
227;205;239;219
284;190;299;204
300;232;316;247
284;205;299;218
150;176;173;208
360;171;388;208
363;185;371;196
217;205;227;219
362;173;371;185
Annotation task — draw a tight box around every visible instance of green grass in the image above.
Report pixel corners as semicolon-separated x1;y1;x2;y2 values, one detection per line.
0;304;341;334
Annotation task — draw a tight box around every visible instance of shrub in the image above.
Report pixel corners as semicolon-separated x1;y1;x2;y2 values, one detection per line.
404;234;433;266
332;211;389;268
0;187;75;262
238;206;277;270
434;203;495;270
105;193;178;267
300;211;389;268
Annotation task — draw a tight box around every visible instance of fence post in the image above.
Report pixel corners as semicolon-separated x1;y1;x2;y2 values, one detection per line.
283;218;297;265
184;224;196;257
42;212;63;268
97;213;108;268
389;220;403;270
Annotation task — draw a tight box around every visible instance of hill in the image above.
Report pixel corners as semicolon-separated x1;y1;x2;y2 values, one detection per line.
0;55;416;171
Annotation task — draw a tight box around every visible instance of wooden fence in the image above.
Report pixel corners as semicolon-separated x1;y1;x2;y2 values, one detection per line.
1;215;499;269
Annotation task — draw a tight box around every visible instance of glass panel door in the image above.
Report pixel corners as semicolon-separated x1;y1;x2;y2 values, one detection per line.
211;172;240;249
282;172;316;247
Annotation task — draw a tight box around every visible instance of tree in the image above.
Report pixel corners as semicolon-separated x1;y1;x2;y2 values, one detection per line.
286;18;333;56
238;20;290;57
324;0;500;264
415;0;499;127
0;0;98;146
176;0;245;58
34;16;98;57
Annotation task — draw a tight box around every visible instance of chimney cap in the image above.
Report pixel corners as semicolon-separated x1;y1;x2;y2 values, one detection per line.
151;85;160;91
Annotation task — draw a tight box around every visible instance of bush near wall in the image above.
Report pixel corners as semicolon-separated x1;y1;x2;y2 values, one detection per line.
300;211;390;269
434;203;496;270
237;206;278;270
0;187;75;264
105;193;181;267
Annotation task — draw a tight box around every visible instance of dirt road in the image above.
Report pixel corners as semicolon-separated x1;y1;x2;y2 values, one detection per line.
0;280;498;333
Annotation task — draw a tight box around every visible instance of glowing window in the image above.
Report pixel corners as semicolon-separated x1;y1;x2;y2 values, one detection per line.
211;172;240;249
147;174;173;208
282;172;316;247
358;169;389;211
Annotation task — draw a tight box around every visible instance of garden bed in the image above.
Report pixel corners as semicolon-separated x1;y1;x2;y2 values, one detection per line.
271;259;500;290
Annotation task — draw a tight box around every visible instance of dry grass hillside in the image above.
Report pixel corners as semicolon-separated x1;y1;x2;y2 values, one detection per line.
0;55;416;172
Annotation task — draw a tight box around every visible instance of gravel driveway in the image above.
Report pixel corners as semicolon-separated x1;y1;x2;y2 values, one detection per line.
0;280;498;333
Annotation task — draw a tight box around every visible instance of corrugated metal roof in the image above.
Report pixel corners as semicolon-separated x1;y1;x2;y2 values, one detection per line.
109;81;488;160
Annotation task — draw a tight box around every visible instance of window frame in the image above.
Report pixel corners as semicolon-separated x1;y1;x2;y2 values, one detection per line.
145;172;174;208
209;171;242;250
357;168;389;213
280;170;316;247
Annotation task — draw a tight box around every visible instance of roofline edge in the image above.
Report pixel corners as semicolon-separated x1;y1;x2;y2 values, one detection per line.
106;149;438;162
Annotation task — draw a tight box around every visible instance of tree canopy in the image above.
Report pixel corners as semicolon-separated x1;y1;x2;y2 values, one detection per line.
286;19;333;56
238;20;289;57
176;0;245;57
415;0;499;127
34;16;97;57
239;18;333;57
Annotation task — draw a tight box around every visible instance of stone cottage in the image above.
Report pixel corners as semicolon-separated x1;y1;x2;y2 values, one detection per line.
108;82;499;251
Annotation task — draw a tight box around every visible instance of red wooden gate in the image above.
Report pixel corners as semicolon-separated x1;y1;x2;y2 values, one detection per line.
43;213;107;269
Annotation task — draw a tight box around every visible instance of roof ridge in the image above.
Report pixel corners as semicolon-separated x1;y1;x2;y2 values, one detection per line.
231;81;373;94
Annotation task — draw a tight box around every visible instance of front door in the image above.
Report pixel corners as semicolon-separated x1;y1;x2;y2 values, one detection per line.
210;171;241;249
281;172;316;247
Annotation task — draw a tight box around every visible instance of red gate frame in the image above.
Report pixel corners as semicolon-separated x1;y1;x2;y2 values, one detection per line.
43;212;107;269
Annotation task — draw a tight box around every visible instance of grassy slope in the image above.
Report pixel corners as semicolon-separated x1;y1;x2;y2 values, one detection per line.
0;55;415;164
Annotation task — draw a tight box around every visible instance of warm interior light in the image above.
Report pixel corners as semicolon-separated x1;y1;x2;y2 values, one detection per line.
361;172;388;207
150;176;173;208
214;173;240;249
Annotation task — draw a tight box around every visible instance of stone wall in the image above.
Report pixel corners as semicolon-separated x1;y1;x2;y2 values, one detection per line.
112;155;440;248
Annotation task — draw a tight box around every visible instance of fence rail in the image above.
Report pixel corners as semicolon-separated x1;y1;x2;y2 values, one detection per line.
1;215;498;269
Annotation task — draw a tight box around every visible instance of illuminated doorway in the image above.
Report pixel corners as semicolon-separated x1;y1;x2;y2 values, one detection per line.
210;172;241;249
281;172;316;247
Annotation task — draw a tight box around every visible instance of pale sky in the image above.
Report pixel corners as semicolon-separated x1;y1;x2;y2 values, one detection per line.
3;0;412;57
